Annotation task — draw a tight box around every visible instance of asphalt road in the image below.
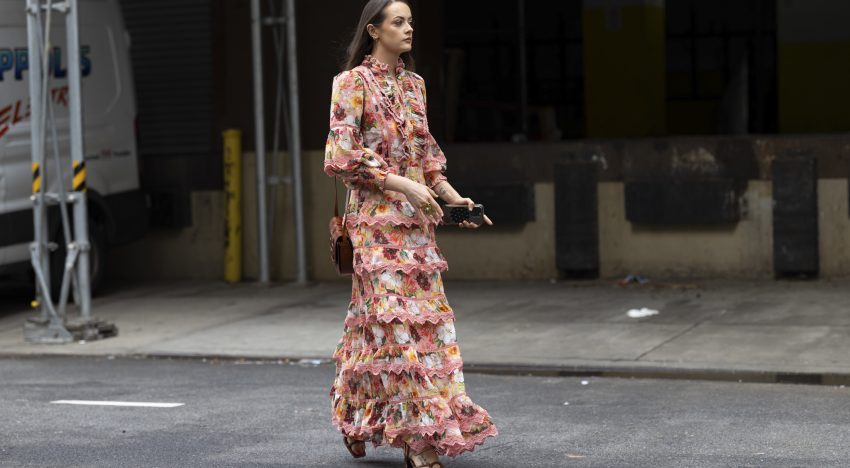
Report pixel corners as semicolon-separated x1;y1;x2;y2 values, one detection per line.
0;356;848;468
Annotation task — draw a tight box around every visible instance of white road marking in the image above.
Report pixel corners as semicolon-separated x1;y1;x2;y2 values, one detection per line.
51;400;184;408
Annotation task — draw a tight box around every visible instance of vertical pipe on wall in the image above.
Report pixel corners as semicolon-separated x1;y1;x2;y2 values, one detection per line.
251;0;270;283
285;0;308;285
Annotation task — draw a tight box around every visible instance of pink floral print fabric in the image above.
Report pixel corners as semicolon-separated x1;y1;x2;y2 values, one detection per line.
324;55;498;457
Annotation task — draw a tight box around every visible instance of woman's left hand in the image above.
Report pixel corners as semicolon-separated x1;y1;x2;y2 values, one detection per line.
452;197;494;229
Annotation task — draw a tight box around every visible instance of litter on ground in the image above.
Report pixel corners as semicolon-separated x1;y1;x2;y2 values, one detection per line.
627;307;660;318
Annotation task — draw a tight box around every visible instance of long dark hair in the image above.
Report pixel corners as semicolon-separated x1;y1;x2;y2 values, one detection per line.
342;0;415;72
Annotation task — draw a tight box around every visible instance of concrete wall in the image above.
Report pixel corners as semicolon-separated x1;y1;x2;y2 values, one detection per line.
110;191;225;280
598;181;774;278
819;179;850;276
112;136;850;282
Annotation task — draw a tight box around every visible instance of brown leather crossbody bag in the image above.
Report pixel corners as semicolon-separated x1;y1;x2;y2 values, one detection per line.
329;182;354;275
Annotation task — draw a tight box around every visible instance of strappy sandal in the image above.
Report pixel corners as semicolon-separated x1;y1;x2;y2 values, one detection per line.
343;436;366;458
403;442;444;468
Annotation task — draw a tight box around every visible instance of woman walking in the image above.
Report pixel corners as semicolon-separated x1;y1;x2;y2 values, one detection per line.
324;1;498;466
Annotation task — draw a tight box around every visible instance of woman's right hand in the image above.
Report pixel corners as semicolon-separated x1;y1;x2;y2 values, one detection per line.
401;179;444;224
384;173;444;224
402;180;443;224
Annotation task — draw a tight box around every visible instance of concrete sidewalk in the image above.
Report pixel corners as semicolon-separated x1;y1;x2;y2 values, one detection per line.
1;277;849;384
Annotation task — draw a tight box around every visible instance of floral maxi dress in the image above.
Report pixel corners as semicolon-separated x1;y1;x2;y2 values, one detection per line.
323;55;499;457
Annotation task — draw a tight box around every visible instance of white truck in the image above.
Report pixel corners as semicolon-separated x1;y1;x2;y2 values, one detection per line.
0;0;146;294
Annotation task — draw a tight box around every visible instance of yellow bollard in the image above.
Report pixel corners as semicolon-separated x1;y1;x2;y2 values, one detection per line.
223;129;242;283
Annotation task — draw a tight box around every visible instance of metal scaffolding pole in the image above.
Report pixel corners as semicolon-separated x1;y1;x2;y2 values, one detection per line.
285;0;307;285
23;0;116;343
250;0;270;284
65;0;92;320
24;0;69;342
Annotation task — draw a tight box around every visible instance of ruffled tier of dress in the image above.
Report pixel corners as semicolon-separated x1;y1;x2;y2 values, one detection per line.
344;190;442;229
353;244;448;276
343;294;455;327
333;341;464;387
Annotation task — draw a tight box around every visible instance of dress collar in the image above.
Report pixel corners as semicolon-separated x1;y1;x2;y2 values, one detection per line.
362;54;406;77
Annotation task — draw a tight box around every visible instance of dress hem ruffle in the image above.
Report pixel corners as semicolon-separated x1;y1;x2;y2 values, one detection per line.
332;415;499;458
332;391;498;457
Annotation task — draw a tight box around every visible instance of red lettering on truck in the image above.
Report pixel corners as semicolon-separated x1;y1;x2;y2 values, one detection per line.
0;104;11;139
51;85;68;107
12;100;28;124
0;85;67;140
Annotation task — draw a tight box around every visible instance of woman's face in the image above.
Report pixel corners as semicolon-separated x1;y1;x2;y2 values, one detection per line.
369;1;413;54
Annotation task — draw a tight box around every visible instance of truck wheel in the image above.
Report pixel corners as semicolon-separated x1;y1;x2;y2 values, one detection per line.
49;215;107;300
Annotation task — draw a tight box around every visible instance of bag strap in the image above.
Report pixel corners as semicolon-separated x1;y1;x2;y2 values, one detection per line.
333;179;352;235
341;186;351;230
333;180;340;217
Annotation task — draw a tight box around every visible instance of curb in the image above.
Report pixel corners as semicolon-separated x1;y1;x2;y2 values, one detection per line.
462;363;850;386
2;351;848;386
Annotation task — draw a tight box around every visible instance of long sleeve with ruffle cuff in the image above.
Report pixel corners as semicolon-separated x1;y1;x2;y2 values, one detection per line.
414;76;448;190
423;134;448;190
324;70;390;192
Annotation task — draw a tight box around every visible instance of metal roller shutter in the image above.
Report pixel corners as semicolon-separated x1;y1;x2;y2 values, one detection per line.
121;0;214;157
120;0;215;226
